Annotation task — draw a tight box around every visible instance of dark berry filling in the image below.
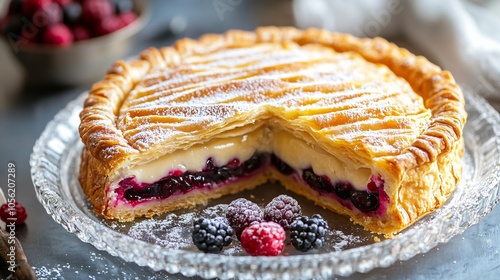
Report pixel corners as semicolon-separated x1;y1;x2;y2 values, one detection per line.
350;191;379;212
271;154;294;175
302;168;334;194
333;182;352;200
119;153;388;215
120;154;267;201
301;168;383;213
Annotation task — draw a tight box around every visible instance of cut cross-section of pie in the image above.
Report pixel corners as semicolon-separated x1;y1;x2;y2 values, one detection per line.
78;27;467;236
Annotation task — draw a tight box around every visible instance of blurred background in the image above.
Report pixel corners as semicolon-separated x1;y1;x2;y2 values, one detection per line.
1;0;500;279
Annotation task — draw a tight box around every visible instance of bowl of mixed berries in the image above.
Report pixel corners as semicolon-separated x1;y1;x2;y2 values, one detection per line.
0;0;147;87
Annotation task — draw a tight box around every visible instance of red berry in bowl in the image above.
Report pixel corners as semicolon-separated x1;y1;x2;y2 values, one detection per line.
54;0;72;7
39;3;63;26
240;222;286;256
22;0;52;16
43;24;73;46
82;0;114;24
94;15;124;36
0;202;27;225
120;11;137;26
72;25;90;41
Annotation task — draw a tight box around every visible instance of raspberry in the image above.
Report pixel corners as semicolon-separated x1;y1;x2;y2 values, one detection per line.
72;25;90;41
81;0;114;23
22;0;52;16
43;24;73;46
263;194;301;230
0;201;27;225
120;12;137;26
192;217;234;253
240;222;286;256
53;0;72;7
39;3;63;25
290;214;328;252
94;16;123;36
226;198;263;239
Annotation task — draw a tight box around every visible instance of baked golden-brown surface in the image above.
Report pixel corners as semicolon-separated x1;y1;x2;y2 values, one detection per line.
78;27;466;236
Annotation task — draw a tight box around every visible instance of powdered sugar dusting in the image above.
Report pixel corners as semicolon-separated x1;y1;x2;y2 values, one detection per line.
33;252;172;279
33;264;68;279
128;212;196;249
328;229;365;251
127;204;231;249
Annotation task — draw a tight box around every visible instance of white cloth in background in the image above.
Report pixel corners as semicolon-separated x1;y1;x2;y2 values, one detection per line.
293;0;500;110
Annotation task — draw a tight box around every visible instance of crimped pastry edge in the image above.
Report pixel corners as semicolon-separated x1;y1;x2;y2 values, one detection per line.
78;27;466;235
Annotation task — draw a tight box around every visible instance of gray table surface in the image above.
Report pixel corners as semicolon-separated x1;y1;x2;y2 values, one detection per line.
0;0;499;279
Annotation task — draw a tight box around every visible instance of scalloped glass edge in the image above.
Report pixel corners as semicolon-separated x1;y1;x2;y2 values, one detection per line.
30;90;500;279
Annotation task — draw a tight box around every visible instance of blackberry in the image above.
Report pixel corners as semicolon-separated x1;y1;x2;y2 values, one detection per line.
290;214;328;252
192;217;234;253
226;198;264;238
350;191;379;212
264;195;301;230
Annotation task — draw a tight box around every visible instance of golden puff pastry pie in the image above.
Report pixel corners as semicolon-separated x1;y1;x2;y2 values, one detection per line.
78;27;466;236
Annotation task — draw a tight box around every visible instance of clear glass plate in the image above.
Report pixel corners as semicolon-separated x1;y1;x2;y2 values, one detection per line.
30;90;500;279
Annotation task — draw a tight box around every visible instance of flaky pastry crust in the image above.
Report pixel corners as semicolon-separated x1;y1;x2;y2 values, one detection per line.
78;27;466;236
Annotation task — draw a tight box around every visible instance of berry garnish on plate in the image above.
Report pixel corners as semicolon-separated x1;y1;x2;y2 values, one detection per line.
263;194;301;231
290;214;328;252
240;222;286;256
226;198;264;239
0;201;28;225
192;217;234;253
